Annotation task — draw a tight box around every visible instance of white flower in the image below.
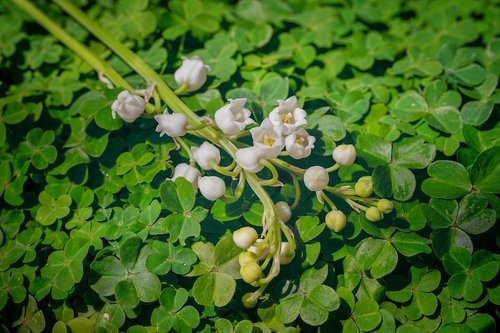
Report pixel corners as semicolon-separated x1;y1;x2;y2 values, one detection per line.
233;227;258;250
275;201;291;223
171;163;201;190
192;142;221;170
250;118;284;159
285;128;316;159
199;176;226;201
111;90;145;123
174;56;210;92
304;166;329;191
279;242;295;265
268;96;307;135
214;98;255;136
235;147;265;173
332;144;356;166
154;112;189;137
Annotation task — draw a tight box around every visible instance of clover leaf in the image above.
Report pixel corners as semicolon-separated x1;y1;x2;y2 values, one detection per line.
150;287;200;332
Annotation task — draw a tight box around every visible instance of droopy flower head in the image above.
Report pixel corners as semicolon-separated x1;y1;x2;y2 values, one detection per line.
154;112;189;137
250;118;284;159
214;98;255;136
174;56;210;92
111;90;145;123
268;96;307;135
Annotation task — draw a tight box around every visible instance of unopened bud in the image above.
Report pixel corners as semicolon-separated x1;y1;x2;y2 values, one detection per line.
233;227;258;250
377;199;393;214
355;176;373;197
325;210;347;232
365;206;383;222
275;201;292;223
332;144;356;166
241;292;258;308
279;242;295;265
240;261;262;284
247;239;269;260
238;252;257;267
304;166;329;191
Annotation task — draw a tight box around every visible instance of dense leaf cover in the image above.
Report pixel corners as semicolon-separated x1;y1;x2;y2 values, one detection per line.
0;0;498;332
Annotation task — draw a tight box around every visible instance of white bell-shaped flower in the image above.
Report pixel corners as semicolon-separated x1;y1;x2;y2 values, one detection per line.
199;176;226;201
235;147;265;173
214;98;255;136
268;96;307;135
233;227;258;250
174;56;210;92
192;142;221;170
285;128;316;159
275;201;292;223
111;90;145;123
171;163;201;190
250;118;284;159
332;144;356;166
279;242;295;265
154;112;189;137
304;166;329;191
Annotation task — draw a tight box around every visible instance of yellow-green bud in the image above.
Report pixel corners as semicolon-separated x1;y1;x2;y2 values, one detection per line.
241;292;258;308
377;199;393;214
279;242;295;265
233;227;258;250
325;210;347;232
238;252;257;267
240;261;262;284
275;201;292;223
355;177;373;197
365;206;383;222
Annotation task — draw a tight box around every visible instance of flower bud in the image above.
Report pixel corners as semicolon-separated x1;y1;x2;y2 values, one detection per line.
240;261;262;284
365;206;383;222
304;166;329;191
355;176;373;197
241;292;258;308
233;227;258;250
279;242;295;265
174;56;210;92
275;201;292;223
239;252;257;267
191;142;221;170
171;163;201;190
332;144;356;166
235;147;265;173
198;176;226;201
111;91;145;123
154;113;189;137
325;210;347;232
377;199;393;214
247;239;269;260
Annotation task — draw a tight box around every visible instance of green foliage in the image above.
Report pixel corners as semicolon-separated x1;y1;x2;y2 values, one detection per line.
0;0;498;332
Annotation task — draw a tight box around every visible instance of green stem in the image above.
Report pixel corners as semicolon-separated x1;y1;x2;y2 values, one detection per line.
270;158;305;175
175;137;193;164
221;172;246;204
210;161;241;177
319;191;337;210
259;160;280;186
290;174;301;210
12;0;133;91
174;83;189;95
325;163;341;173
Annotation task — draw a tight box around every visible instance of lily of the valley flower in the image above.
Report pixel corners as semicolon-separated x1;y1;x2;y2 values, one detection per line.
174;56;210;92
268;96;307;135
171;163;201;190
192;141;221;170
111;90;145;123
279;242;295;265
285;128;315;159
154;112;189;137
275;201;291;223
325;210;347;232
235;147;265;173
304;166;329;191
199;176;226;201
250;118;284;159
214;98;255;136
332;144;356;166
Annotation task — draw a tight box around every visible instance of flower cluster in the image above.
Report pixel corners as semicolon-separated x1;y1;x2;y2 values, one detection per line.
110;55;394;307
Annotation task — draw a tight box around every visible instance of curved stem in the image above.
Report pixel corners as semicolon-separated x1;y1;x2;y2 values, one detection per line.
175;137;193;164
174;83;189;95
259;160;280;186
270;158;305;175
221;172;246;204
325;163;341;173
290;174;301;210
319;191;337;210
12;0;133;91
210;160;240;177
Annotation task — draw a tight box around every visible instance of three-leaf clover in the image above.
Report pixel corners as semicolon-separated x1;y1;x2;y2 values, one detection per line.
150;287;200;332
